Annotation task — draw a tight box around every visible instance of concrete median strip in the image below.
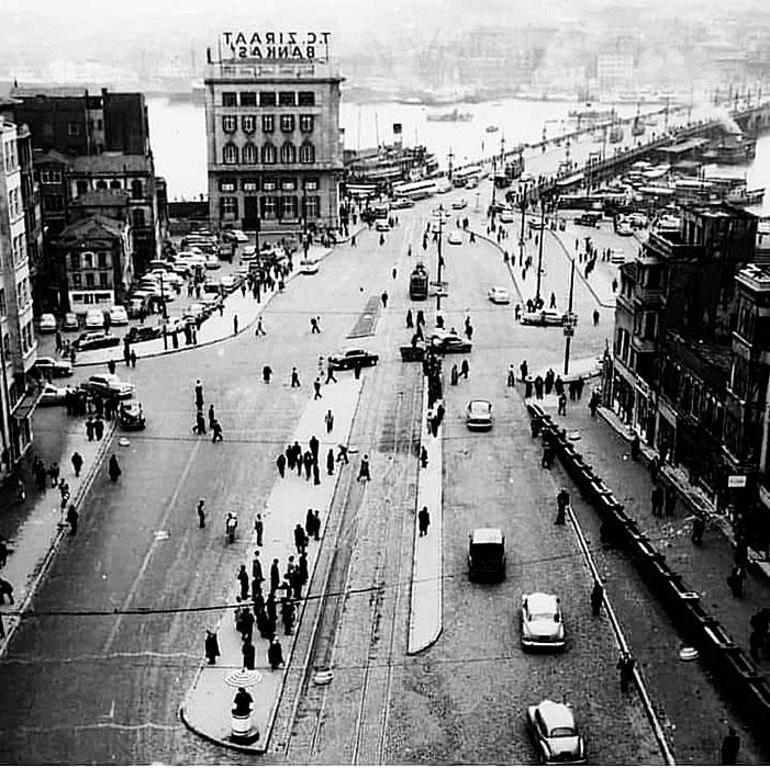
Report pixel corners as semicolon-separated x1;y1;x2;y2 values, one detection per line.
179;376;363;752
407;377;443;655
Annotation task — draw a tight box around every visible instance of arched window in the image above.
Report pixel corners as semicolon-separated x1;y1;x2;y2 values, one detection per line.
242;142;258;165
76;180;89;194
110;180;122;190
96;180;107;190
280;141;296;164
223;143;238;165
299;141;315;164
261;143;277;165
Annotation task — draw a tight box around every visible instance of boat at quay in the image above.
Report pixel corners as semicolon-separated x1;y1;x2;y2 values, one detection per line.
426;108;473;122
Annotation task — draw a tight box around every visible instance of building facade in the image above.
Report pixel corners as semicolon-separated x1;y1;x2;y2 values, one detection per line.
205;52;344;237
0;121;38;477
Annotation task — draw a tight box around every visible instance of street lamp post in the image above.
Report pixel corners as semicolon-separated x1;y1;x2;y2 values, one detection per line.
518;181;528;265
436;203;444;312
563;257;576;375
534;202;545;305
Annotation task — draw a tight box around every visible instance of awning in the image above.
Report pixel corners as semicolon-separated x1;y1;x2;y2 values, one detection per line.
12;388;43;421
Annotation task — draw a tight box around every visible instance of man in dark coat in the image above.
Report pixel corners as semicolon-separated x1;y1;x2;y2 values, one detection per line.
303;451;313;480
71;451;83;478
651;485;664;517
237;564;250;601
204;630;220;665
242;639;256;670
286;444;295;471
239;606;255;643
270;558;281;593
266;591;278;624
277;453;286;478
555;488;569;525
418;506;430;536
326;448;335;476
66;504;79;535
268;637;284;669
108;454;121;482
309;435;320;464
294;524;307;554
590;581;604;616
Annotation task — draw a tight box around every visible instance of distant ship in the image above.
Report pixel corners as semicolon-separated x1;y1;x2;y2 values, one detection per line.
426;109;473;122
568;106;615;123
485;125;499;133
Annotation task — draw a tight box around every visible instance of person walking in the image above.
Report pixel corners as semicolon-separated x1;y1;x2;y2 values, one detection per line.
294;523;308;555
303;450;313;480
242;638;256;670
195;379;204;410
555;488;569;525
691;515;706;545
233;314;239;335
520;360;528;382
251;551;265;594
254;515;264;547
255;317;266;336
108;454;121;483
277;453;286;478
195;410;206;435
418;506;430;536
721;726;740;765
406;309;414;329
309;435;320;464
66;504;79;535
557;392;567;416
268;636;284;669
211;419;224;442
358;454;371;482
263;364;272;383
312;509;321;540
590;580;604;617
94;416;104;441
651;485;665;517
313;377;322;400
208;403;216;430
324;409;334;434
310;316;321;334
460;359;470;380
291;367;301;388
326;448;335;476
197;498;206;529
381;291;389;308
664;484;677;517
617;653;636;692
204;630;220;665
727;565;746;598
325;361;338;384
130;350;137;368
71;451;83;478
270;558;281;594
237;564;250;601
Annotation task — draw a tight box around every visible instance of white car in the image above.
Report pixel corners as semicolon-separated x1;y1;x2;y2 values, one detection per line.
487;286;511;304
299;260;319;274
228;228;250;243
527;700;586;765
375;220;391;232
609;248;627;264
451;198;468;210
466;399;493;431
205;256;222;270
219;275;238;291
38;313;57;333
499;209;516;224
447;232;463;245
84;309;105;329
108;305;129;326
520;592;566;650
242;245;257;257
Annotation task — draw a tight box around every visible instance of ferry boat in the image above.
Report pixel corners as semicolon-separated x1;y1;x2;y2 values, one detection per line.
426;108;473;122
700;134;757;165
485;125;499;133
344;144;439;191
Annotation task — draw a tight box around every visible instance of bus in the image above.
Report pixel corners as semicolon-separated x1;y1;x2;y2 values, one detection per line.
409;263;429;300
452;165;483;188
392;179;437;200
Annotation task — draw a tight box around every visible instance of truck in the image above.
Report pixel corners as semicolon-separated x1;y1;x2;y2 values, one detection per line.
409;263;429;300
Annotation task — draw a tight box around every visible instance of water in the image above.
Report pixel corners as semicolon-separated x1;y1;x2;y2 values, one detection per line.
146;96;770;217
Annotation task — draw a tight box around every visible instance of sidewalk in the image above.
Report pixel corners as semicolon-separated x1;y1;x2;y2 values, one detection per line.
0;411;116;654
528;390;770;671
180;376;363;752
69;243;336;368
407;379;443;654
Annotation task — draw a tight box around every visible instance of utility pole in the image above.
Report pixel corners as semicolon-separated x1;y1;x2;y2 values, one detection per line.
447;147;454;183
436;203;444;312
534;202;545;305
518;181;528;265
563;257;576;375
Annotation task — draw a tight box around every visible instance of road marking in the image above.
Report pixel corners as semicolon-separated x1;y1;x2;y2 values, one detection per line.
101;440;201;654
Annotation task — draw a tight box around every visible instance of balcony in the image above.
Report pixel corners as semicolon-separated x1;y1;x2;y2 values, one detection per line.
634;286;663;306
631;334;656;353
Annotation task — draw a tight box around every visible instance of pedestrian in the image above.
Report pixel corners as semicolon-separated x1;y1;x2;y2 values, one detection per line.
651;485;664;517
197;498;206;528
590;580;604;617
94;417;104;441
381;291;389;308
314;377;322;400
263;364;273;383
233;314;239;335
406;309;413;329
208;403;216;430
282;597;296;635
592;309;600;326
270;558;281;594
326;448;335;476
195;379;204;410
242;638;256;670
66;504;79;535
291;367;301;387
664;484;677;517
727;565;746;598
310;316;321;334
239;606;254;643
204;630;220;665
450;363;459;386
460;359;470;379
541;443;554;469
557;392;567;416
418;506;430;536
48;461;60;488
691;515;705;545
302;450;312;480
313;462;321;485
294;523;308;554
277;453;286;478
312;509;321;539
211;419;224;442
324;409;334;434
336;444;349;464
130;350;137;368
721;726;740;765
507;365;516;388
617;653;635;692
268;636;284;669
358;454;371;482
0;537;7;569
254;513;265;548
555;487;569;525
108;454;121;483
71;451;83;478
255;317;266;336
299;552;308;585
195;410;206;435
325;362;338;384
237;564;250;600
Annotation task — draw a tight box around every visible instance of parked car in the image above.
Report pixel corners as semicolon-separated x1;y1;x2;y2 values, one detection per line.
219;275;239;292
83;373;134;400
468;527;505;581
183;303;208;320
520;310;577;327
31;356;73;378
38;383;76;407
390;198;415;209
487;286;511;304
84;309;106;329
75;332;121;352
520;592;566;651
375;220;391;232
627;212;649;229
451;197;468;210
299;260;319;274
62;312;79;331
430;331;472;354
242;244;257;257
38;313;57;333
447;232;463;245
125;325;162;344
117;401;146;430
466;399;493;431
499;209;516;224
205;255;222;270
229;228;250;243
615;218;634;236
108;305;129;326
328;347;379;370
526;700;586;765
573;212;601;227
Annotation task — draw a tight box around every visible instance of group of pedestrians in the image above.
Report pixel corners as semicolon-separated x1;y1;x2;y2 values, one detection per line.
192;380;223;442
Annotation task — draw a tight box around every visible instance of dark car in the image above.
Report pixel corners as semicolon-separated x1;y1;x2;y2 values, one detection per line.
31;356;73;378
75;332;121;352
468;527;505;582
328;348;379;370
573;212;601;227
126;326;163;344
430;332;472;354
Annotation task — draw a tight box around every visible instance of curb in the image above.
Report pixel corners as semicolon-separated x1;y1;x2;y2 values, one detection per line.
468;229;525;303
0;420;117;659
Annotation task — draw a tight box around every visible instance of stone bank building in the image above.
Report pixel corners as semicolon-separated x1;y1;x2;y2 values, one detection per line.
204;45;344;237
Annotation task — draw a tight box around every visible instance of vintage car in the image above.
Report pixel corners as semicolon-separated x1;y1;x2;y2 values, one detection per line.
447;231;463;245
125;326;163;344
328;347;379;371
430;331;472;354
521;592;566;651
83;374;135;400
38;313;58;333
75;332;121;352
466;399;493;431
31;356;73;378
468;527;505;582
118;401;146;430
487;286;511;304
526;700;586;765
520;311;577;328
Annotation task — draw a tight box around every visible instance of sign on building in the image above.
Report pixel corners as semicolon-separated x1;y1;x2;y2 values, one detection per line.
220;31;331;61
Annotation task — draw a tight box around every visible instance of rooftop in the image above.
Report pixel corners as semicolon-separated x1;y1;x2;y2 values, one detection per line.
60;213;126;242
71;153;151;175
34;149;72;166
682;200;758;221
665;330;733;386
736;263;770;293
72;189;130;207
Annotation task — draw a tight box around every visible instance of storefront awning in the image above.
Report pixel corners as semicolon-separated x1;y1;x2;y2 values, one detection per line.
12;388;43;421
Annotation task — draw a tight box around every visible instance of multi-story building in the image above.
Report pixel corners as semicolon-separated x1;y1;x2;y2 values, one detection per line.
0;120;38;477
56;214;132;315
595;54;635;92
204;46;344;237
